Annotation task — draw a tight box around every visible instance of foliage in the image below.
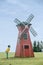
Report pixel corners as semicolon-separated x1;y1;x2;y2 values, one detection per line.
33;41;37;52
33;41;42;52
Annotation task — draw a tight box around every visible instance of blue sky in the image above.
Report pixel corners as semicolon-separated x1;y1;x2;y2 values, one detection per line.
0;0;43;52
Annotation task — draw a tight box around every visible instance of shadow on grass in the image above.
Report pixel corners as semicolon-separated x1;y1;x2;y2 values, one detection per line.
1;56;34;60
1;57;15;60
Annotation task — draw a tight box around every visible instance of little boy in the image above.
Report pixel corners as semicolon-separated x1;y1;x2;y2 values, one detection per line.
5;45;10;59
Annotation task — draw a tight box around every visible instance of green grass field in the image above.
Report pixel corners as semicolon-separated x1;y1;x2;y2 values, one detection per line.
0;52;43;65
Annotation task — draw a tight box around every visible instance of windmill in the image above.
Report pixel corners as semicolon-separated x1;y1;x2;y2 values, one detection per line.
14;14;37;57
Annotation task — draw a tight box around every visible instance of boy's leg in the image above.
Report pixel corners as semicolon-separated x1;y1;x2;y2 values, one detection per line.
6;52;8;59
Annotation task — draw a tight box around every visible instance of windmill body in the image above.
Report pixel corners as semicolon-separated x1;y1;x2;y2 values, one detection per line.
14;14;37;57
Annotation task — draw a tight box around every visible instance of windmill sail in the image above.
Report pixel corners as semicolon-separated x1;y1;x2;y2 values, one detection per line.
14;18;21;24
30;26;37;37
14;18;25;26
26;14;34;24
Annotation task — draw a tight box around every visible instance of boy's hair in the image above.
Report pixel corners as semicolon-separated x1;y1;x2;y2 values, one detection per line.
8;45;10;48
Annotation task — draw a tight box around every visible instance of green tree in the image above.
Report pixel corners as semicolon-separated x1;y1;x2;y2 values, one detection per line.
33;41;37;52
37;41;42;52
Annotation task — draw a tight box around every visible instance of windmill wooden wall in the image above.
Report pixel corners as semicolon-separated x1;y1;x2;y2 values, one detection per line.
15;25;34;57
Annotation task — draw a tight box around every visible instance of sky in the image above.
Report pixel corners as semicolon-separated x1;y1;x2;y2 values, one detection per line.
0;0;43;52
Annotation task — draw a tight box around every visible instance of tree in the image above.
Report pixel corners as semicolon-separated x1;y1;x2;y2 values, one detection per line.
37;41;42;52
33;41;42;52
33;41;37;52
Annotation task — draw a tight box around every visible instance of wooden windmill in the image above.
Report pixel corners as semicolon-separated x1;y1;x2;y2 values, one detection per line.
14;14;37;57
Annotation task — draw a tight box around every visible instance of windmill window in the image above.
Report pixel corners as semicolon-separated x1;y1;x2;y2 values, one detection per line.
23;33;27;39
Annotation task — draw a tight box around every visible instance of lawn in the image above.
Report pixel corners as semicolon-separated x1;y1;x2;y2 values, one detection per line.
0;52;43;65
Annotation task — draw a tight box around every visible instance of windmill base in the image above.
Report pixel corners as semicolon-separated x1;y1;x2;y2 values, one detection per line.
15;43;34;57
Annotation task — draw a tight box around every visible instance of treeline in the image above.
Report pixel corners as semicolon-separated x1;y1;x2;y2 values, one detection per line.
33;41;43;52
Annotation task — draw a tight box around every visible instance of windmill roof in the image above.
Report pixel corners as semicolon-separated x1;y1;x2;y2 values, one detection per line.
16;22;32;26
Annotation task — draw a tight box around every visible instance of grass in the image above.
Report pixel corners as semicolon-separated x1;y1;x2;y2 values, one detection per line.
0;52;43;65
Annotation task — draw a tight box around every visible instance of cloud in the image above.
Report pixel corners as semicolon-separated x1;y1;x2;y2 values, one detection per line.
0;0;43;19
34;0;43;5
0;0;6;2
7;0;17;4
0;0;6;6
0;0;28;16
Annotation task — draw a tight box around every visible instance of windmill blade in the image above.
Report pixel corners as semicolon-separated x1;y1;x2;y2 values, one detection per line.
14;18;25;26
26;14;34;24
14;18;26;39
14;18;27;38
14;18;21;24
30;26;37;37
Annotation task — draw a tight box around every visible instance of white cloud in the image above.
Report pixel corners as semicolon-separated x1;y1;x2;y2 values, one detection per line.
0;0;6;2
7;0;17;4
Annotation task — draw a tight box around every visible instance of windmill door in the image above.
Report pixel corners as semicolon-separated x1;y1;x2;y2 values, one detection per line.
23;44;29;57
